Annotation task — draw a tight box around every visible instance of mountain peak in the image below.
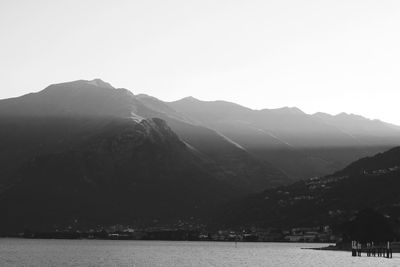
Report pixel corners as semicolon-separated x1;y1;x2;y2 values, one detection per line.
265;106;305;115
335;112;367;121
313;112;331;117
179;96;201;102
85;79;114;89
38;79;116;96
0;79;139;119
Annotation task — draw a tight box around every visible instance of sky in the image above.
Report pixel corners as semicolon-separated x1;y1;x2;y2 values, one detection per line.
1;0;400;124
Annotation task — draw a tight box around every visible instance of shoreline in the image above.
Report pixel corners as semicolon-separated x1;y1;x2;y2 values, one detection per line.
304;244;348;251
307;244;400;253
0;236;333;245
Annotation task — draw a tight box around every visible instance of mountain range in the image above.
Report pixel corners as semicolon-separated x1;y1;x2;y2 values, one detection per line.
167;96;400;179
0;79;399;232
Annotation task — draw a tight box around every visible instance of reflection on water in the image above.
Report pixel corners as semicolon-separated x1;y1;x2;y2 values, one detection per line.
0;239;398;266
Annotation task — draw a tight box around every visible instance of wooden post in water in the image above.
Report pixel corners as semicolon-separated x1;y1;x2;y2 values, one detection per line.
235;234;238;248
369;242;372;257
386;241;390;258
372;242;376;257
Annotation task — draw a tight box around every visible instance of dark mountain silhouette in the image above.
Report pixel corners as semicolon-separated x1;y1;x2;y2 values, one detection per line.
0;117;238;232
1;79;400;232
222;147;400;228
0;79;287;191
0;79;288;232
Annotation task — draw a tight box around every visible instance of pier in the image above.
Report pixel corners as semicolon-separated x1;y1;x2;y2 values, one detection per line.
351;240;393;258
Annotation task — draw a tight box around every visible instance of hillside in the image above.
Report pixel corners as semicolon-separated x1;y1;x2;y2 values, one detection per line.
222;147;400;228
0;118;238;232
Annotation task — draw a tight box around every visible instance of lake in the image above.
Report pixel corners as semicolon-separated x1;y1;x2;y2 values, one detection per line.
0;239;398;266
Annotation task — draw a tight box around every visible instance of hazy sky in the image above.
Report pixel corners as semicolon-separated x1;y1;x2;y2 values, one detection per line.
1;0;400;124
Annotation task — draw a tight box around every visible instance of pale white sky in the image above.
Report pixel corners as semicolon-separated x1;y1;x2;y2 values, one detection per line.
1;0;400;124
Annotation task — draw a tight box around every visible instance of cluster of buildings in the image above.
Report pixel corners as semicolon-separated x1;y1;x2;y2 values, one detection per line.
22;224;340;243
363;166;399;175
281;226;338;243
200;226;339;243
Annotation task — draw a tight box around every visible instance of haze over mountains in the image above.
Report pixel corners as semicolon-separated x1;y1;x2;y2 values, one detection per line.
168;96;400;179
0;79;399;232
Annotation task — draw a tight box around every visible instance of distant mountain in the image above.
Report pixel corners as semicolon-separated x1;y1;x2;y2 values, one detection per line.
135;94;288;190
312;112;400;145
222;147;400;228
1;79;399;232
0;79;288;233
0;79;144;119
168;97;400;179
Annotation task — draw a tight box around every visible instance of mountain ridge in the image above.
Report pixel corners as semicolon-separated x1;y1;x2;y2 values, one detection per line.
0;79;295;233
3;80;397;126
2;78;398;182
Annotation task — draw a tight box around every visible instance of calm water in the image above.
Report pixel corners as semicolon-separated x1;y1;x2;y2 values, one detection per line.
0;239;399;267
